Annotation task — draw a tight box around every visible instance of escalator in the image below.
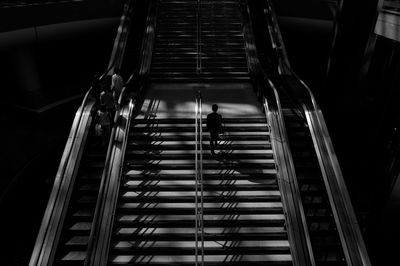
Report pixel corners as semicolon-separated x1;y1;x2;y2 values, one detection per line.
52;125;107;264
279;81;345;265
246;0;371;265
29;1;148;265
246;2;345;263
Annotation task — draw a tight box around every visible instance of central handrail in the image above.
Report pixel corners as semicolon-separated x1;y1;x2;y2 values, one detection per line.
196;0;202;74
194;91;205;266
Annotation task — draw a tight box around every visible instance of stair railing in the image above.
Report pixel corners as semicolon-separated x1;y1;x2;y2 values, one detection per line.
196;0;202;74
240;0;314;265
194;91;205;266
263;0;371;264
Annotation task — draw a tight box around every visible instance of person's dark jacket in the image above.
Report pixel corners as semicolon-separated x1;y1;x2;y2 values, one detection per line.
206;112;223;133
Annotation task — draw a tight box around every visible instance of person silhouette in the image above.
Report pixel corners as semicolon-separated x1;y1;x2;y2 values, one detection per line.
206;104;223;156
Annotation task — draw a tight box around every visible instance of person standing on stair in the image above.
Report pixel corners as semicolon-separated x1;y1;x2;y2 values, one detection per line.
100;85;116;124
207;104;223;156
96;105;111;146
111;68;124;100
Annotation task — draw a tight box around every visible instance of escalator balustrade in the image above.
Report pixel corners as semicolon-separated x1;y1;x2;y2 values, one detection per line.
54;128;107;265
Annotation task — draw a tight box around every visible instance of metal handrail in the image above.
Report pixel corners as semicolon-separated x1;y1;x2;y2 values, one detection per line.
29;88;95;266
261;78;315;266
240;0;314;265
87;90;136;266
263;0;372;264
199;94;204;266
86;0;137;264
287;66;371;266
103;0;135;77
194;91;205;266
196;0;202;74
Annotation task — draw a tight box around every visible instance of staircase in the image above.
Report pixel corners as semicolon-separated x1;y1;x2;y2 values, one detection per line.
54;127;107;265
150;0;249;81
106;95;292;265
199;0;249;80
200;116;292;265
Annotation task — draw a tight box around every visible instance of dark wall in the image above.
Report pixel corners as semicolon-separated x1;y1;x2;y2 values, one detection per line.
0;18;118;265
273;0;336;94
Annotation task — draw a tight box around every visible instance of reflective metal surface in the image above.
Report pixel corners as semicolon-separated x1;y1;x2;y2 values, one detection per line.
241;1;314;265
30;1;137;265
29;91;95;266
263;0;372;264
194;92;205;266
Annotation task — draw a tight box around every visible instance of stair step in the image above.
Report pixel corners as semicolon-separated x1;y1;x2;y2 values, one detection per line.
65;236;89;246
110;246;290;255
108;254;292;265
128;158;274;165
127;139;269;145
112;240;289;249
126;144;272;151
121;183;279;191
125;168;277;176
116;218;284;227
125;177;275;185
113;231;288;241
129;126;268;132
129;129;267;135
119;195;281;203
120;191;280;199
124;153;273;160
118;202;283;209
116;207;283;216
125;173;275;180
61;251;86;262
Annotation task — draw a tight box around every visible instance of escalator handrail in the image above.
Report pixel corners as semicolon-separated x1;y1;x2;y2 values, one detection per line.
86;0;157;264
87;91;136;266
263;0;371;264
104;0;135;76
29;88;95;266
260;77;315;266
240;1;314;264
84;0;140;265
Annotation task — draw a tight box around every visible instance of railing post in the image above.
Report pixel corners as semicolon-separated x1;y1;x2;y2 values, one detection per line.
196;0;202;74
194;92;204;266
